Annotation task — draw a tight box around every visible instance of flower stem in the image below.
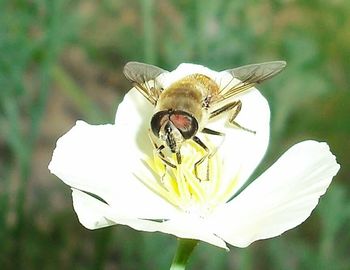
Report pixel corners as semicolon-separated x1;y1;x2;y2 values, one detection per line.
170;238;199;270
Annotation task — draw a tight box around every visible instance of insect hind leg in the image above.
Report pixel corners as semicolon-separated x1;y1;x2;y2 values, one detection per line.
210;100;256;134
228;100;256;134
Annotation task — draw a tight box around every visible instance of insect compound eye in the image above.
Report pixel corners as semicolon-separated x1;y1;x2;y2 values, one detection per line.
170;111;198;139
150;111;169;137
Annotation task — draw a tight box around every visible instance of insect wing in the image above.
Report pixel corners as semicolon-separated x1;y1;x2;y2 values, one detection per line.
124;62;167;84
215;61;286;102
123;62;168;105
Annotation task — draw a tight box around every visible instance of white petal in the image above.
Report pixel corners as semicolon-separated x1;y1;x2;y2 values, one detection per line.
209;140;340;247
72;188;116;229
156;63;220;89
154;216;228;249
73;189;227;248
72;188;175;232
114;88;155;155
49;121;180;220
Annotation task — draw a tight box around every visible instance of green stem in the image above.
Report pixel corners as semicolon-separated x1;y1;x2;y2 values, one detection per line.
170;238;199;270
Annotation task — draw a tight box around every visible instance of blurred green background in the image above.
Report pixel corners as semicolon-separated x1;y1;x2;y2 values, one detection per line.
0;0;349;269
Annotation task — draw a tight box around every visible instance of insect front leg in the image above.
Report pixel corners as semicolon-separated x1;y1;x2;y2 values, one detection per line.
176;151;182;165
148;129;177;169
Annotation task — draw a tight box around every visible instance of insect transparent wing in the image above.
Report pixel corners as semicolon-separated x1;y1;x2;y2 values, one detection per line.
123;62;168;105
215;61;286;102
124;62;168;84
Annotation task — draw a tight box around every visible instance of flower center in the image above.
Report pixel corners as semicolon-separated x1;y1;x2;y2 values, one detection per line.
137;138;240;217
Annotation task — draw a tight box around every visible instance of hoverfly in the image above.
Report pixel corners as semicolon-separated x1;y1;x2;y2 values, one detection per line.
123;61;286;180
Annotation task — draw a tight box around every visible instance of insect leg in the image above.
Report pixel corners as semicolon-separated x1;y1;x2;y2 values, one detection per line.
228;100;256;134
209;101;240;119
176;151;182;165
192;136;210;181
155;145;177;168
201;128;225;158
148;130;177;168
209;100;256;134
133;83;156;105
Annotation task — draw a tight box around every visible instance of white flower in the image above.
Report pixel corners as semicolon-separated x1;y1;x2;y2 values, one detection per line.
48;63;340;250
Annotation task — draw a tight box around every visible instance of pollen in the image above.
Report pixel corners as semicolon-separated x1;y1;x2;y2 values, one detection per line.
136;138;240;215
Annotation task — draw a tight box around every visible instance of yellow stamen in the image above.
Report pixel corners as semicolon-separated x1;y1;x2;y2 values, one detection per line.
136;138;240;215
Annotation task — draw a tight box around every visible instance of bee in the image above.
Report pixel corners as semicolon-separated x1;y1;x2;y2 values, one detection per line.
123;61;286;179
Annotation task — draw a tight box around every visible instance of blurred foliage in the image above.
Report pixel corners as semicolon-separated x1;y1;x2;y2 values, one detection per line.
0;0;349;269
